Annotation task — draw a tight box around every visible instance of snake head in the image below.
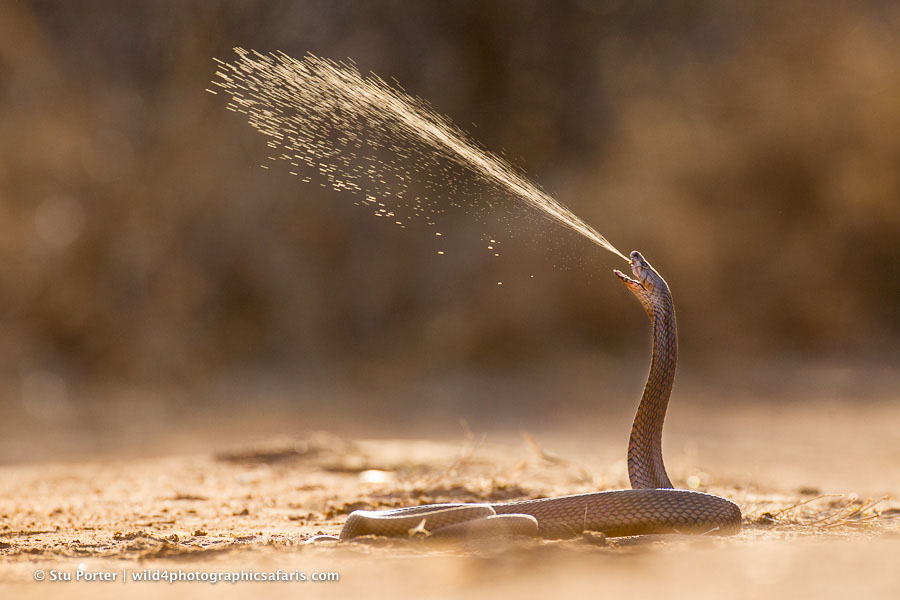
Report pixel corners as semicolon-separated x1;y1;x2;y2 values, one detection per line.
613;251;669;304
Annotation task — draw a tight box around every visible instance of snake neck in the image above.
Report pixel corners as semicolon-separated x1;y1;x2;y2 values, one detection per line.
627;293;677;490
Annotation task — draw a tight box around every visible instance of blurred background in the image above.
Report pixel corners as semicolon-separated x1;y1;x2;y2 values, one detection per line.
1;0;898;461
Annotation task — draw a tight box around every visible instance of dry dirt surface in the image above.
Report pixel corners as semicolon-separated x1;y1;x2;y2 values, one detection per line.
1;400;899;599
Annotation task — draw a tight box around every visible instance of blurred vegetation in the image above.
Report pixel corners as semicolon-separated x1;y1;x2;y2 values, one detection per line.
1;0;898;394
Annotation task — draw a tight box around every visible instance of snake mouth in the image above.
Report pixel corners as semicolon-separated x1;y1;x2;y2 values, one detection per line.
614;250;650;290
629;250;647;274
613;268;645;290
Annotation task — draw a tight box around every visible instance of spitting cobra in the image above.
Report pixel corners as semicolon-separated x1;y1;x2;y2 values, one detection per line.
327;251;741;540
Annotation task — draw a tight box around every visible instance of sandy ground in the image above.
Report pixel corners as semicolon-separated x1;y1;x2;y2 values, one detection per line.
1;391;899;599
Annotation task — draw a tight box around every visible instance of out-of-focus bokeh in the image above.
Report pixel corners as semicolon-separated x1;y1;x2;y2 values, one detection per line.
1;1;898;460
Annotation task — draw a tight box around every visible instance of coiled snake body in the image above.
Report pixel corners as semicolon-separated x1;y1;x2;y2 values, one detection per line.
331;252;741;540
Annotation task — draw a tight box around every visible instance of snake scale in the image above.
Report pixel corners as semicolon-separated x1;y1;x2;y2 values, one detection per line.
327;251;741;540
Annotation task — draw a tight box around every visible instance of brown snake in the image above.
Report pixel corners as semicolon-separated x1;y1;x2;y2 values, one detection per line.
322;251;741;541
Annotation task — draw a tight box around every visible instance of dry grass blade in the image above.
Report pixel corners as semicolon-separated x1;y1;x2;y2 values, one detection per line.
807;497;887;529
763;494;890;531
521;432;595;484
770;494;845;517
415;420;485;489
